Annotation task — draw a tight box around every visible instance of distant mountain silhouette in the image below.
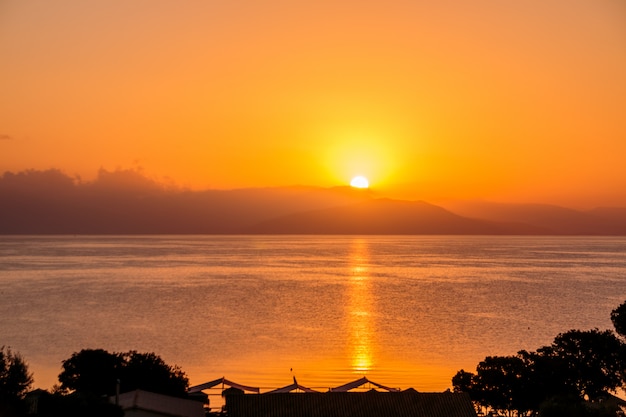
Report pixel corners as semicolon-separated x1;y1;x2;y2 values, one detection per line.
244;199;548;234
0;169;372;234
442;201;626;235
1;169;625;234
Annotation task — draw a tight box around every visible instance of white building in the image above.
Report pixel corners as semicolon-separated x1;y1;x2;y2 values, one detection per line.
111;389;205;417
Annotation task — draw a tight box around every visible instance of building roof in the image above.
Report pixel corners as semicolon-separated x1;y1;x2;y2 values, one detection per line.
225;391;477;417
112;389;205;417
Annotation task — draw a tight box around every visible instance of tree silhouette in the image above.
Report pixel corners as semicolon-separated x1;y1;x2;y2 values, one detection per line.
0;346;33;415
611;300;626;338
453;355;535;416
58;349;188;398
541;329;625;399
452;300;626;416
58;349;124;397
119;351;188;398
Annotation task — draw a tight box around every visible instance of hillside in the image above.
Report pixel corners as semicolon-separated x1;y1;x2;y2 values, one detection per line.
1;169;626;235
244;199;548;234
442;201;626;235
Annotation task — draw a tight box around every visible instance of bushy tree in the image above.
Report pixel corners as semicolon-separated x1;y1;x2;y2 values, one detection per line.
452;300;626;416
58;349;188;398
453;355;535;416
0;346;33;401
451;369;474;394
58;349;124;397
542;329;625;399
518;349;576;408
0;346;33;416
611;301;626;338
119;351;188;398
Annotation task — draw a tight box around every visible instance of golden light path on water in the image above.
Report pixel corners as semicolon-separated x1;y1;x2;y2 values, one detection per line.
347;238;374;374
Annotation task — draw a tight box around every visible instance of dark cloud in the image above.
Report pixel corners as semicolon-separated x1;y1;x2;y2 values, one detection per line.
0;134;12;140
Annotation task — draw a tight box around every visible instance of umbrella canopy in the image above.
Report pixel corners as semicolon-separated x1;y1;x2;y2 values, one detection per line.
265;377;319;394
188;377;260;394
329;377;400;392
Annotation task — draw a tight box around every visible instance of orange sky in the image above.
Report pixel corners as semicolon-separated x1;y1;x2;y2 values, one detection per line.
1;0;625;207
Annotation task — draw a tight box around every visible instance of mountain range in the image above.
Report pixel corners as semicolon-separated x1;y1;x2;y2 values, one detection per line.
1;169;625;235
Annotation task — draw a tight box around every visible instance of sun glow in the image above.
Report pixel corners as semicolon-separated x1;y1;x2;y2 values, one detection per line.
350;176;369;189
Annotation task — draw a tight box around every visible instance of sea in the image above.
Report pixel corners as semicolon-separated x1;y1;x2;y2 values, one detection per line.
1;235;625;398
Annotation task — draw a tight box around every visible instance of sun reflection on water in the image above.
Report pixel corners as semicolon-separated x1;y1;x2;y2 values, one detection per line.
347;239;375;374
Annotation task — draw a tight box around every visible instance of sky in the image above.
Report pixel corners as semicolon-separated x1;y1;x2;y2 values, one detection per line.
1;0;625;207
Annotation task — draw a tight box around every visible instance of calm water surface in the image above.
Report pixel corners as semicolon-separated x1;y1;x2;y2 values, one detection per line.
1;235;625;394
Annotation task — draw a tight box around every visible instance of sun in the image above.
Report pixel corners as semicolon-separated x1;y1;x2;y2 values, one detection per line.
350;176;369;189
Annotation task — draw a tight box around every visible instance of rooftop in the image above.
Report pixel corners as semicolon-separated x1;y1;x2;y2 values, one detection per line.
224;390;477;417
